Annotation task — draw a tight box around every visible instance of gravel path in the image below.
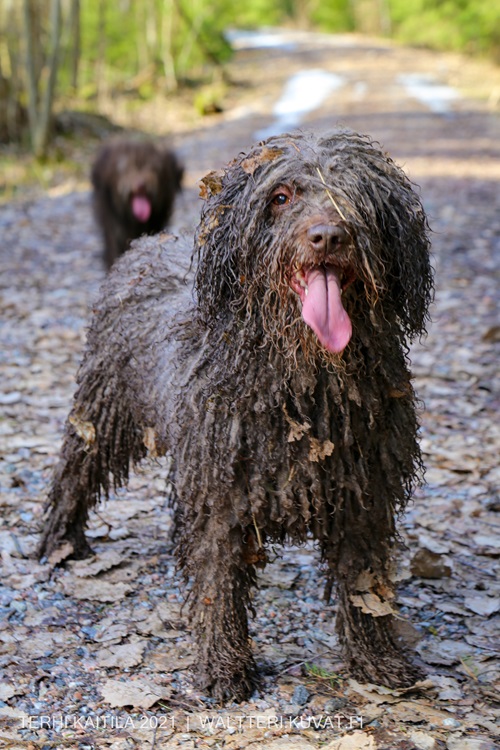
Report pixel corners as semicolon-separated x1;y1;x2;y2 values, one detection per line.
0;32;499;750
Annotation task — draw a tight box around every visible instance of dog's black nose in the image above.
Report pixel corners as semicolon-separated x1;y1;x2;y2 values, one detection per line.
307;223;346;254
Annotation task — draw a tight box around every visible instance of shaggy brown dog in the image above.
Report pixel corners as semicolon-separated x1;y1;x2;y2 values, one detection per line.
91;137;183;268
39;130;433;702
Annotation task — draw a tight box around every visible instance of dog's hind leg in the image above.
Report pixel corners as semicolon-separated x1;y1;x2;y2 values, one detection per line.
179;510;259;702
38;361;147;561
38;238;189;562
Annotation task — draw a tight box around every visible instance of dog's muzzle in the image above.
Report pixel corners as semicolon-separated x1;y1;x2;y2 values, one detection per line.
290;222;353;354
307;223;347;254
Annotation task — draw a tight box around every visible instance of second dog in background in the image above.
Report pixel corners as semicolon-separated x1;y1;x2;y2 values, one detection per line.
91;137;183;268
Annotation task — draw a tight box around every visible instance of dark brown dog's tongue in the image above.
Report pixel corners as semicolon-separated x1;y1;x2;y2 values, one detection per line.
132;195;152;223
302;266;352;353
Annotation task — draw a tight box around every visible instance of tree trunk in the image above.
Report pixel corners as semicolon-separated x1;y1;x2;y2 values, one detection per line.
161;0;177;92
68;0;81;91
23;0;62;159
172;0;227;75
96;0;107;106
0;3;24;142
23;0;39;144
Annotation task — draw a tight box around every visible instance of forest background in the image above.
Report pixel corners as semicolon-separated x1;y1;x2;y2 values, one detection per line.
0;0;499;184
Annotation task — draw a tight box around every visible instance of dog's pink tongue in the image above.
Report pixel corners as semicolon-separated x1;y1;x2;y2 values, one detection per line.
302;267;352;353
131;195;152;222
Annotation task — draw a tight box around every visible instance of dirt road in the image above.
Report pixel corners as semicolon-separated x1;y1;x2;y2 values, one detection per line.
0;31;499;750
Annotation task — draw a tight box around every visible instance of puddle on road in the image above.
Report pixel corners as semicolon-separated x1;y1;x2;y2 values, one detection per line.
226;27;380;50
227;29;462;138
225;28;298;51
255;69;346;140
398;73;461;113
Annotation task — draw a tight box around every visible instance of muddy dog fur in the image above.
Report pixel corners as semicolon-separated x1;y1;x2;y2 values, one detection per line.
39;130;433;702
91;137;183;268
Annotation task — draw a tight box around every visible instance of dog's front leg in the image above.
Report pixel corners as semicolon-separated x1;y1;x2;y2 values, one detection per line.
179;512;259;703
331;527;424;688
102;219;125;269
336;580;423;688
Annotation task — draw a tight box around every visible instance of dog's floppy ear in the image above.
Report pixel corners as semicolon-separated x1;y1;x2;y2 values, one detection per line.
318;131;433;342
194;146;284;323
194;166;251;323
379;178;433;341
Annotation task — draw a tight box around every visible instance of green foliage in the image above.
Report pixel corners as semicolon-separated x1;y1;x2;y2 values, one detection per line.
387;0;500;60
75;0;235;90
1;0;499;156
14;0;500;104
80;2;138;71
306;0;500;60
193;83;226;115
309;0;355;33
73;0;304;89
229;0;292;28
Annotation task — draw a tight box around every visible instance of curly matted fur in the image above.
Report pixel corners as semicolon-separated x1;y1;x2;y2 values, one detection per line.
39;129;433;701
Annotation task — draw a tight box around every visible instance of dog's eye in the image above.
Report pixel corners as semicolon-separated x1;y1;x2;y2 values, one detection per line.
270;186;294;208
272;193;290;206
